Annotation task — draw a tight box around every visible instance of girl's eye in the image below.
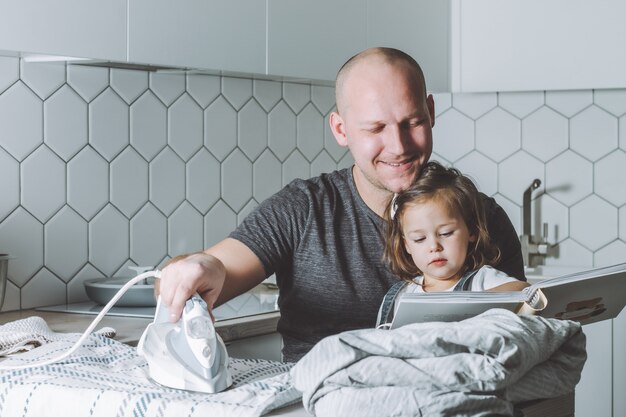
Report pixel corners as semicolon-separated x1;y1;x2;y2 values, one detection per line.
413;237;425;243
440;231;453;237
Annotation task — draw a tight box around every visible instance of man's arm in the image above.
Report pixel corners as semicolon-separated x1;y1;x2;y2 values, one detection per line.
158;237;266;322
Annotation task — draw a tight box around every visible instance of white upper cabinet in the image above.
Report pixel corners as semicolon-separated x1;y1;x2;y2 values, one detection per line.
366;0;451;93
128;0;266;74
455;0;626;92
267;0;367;82
0;0;126;61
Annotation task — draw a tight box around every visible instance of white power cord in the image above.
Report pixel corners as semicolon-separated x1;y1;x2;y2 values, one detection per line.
0;269;161;370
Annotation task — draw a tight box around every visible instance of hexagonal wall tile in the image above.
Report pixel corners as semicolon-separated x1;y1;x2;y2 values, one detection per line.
593;89;626;117
498;91;544;118
168;202;203;255
44;206;87;280
0;148;19;221
1;281;20;312
536;194;569;244
221;149;252;212
594;150;626;206
20;61;65;100
204;200;237;247
619;206;626;241
21;145;65;223
21;268;66;309
283;150;309;185
110;68;148;104
253;150;282;203
311;150;336;177
0;81;43;161
544;238;592;268
452;92;497;119
621;114;626;150
268;101;297;161
432;108;474;162
89;88;129;161
237;200;259;224
253;79;282;112
130;203;167;266
67;64;108;102
0;56;19;94
67;263;104;303
570;105;617;161
130;90;167;161
476;108;521;162
311;85;335;116
0;208;43;286
205;96;237;160
44;85;88;161
522;107;568;162
283;82;310;114
338;152;354;171
454;151;498;197
545;90;592;117
432;93;452;117
570;195;617;251
169;93;203;161
187;73;220;109
110;147;149;218
239;99;268;161
498;151;544;205
149;148;186;216
297;103;324;161
594;240;626;267
222;76;252;110
89;204;129;276
149;72;185;106
67;147;108;220
186;149;220;214
545;151;592;206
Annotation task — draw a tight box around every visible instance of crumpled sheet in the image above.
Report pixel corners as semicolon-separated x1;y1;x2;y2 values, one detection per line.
291;309;587;417
0;317;300;417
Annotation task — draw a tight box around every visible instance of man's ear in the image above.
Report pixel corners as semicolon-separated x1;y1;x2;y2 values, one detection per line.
426;94;435;128
329;111;348;147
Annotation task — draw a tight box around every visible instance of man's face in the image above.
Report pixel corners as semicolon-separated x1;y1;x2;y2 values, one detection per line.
331;60;435;197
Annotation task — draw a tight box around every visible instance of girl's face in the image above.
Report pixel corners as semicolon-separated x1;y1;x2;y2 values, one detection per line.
401;199;476;291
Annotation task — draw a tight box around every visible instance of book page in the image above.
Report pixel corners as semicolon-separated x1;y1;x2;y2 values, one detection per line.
535;263;626;325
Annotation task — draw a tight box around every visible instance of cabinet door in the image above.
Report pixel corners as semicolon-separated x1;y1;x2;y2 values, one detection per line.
457;0;626;92
0;0;126;61
267;0;367;82
576;320;612;417
128;0;266;74
366;0;451;93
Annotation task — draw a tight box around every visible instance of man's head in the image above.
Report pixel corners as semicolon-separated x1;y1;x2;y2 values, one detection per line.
329;47;435;212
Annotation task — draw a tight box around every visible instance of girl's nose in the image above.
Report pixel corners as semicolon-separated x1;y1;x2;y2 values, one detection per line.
429;239;442;252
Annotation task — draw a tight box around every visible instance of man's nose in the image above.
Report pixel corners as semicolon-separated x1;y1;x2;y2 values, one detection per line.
383;125;410;154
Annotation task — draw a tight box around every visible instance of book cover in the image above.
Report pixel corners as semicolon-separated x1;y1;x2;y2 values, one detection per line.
390;262;626;329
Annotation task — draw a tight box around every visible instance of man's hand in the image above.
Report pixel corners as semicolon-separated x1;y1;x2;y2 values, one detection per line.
156;251;226;322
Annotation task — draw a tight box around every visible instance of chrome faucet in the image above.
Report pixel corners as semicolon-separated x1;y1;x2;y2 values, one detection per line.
520;179;548;268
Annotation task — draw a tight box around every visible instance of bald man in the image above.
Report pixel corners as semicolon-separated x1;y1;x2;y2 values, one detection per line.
159;47;525;362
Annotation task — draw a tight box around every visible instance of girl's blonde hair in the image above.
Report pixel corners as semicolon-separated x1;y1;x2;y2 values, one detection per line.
383;161;501;281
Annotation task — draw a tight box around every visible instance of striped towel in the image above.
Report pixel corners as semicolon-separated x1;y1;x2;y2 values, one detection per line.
0;318;300;417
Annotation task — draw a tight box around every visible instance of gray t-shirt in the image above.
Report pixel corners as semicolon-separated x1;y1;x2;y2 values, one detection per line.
230;168;524;362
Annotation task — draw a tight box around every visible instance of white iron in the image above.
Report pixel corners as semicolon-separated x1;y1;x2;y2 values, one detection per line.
137;293;232;393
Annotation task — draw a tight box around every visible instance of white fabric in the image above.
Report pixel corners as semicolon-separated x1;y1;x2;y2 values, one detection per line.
0;316;115;356
0;318;300;417
291;309;586;417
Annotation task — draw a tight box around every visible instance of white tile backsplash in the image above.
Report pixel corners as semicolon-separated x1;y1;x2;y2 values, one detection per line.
0;56;625;310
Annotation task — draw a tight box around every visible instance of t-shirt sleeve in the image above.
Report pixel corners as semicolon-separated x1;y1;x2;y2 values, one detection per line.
228;181;310;277
471;265;519;290
481;194;526;281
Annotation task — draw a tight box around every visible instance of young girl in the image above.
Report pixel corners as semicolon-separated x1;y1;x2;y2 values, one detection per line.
376;161;529;327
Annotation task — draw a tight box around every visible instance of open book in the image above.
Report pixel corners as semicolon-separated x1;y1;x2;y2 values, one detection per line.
390;262;626;329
